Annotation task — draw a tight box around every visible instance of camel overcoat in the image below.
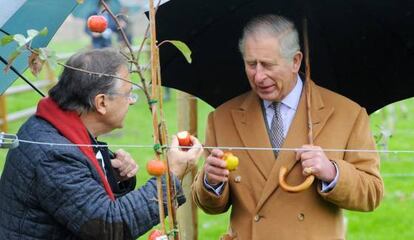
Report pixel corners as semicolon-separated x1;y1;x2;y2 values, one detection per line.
192;80;383;240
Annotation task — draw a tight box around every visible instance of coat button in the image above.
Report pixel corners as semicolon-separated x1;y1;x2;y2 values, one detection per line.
234;176;241;183
297;213;305;221
254;215;260;222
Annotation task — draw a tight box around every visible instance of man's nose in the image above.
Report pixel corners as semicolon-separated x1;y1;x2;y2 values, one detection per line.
254;64;266;83
128;98;135;106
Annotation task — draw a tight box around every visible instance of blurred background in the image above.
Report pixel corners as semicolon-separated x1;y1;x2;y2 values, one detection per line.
1;0;414;239
54;0;152;45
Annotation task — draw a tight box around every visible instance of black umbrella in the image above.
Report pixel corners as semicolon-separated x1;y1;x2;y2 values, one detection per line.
155;0;414;113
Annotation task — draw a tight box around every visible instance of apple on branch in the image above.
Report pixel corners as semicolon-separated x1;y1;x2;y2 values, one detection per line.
146;160;166;177
177;131;192;149
87;15;108;33
148;229;168;240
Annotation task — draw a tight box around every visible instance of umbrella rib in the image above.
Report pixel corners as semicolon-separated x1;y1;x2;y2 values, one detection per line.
0;28;11;35
0;56;45;97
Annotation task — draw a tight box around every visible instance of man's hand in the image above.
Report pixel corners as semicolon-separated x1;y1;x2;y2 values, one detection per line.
168;135;203;179
111;149;139;182
204;148;229;186
296;144;336;182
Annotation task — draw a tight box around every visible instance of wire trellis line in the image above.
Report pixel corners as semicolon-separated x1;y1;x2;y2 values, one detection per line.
2;134;414;154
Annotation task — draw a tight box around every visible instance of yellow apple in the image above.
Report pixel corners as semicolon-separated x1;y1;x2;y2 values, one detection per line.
223;152;239;171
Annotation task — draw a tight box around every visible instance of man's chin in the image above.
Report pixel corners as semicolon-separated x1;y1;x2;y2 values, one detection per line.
257;92;281;102
110;124;124;132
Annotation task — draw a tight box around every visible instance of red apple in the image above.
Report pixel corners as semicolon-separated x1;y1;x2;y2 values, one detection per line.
87;15;108;33
148;229;165;240
177;131;192;147
146;160;166;177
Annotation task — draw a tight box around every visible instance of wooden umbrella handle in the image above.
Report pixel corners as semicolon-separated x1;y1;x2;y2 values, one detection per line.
279;166;315;192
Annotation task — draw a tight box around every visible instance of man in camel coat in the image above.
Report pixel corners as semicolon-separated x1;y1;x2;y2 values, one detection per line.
192;15;383;240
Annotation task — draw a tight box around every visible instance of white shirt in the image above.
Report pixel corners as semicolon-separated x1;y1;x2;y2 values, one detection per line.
263;75;303;137
95;150;107;179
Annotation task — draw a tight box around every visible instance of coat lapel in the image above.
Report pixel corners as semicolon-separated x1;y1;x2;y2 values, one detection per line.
232;92;276;179
308;81;334;141
255;80;334;211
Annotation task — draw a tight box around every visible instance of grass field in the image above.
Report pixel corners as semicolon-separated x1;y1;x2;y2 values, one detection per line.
1;40;414;239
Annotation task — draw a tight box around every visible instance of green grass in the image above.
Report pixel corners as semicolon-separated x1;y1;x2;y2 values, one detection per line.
1;40;414;239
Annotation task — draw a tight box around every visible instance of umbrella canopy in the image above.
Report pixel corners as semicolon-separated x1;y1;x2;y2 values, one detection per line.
72;0;141;19
72;0;122;19
0;0;79;94
155;0;414;113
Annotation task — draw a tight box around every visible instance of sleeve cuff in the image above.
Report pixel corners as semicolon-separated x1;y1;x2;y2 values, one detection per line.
321;161;339;193
203;173;224;196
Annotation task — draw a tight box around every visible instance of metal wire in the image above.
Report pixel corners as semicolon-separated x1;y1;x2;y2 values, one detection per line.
2;135;414;154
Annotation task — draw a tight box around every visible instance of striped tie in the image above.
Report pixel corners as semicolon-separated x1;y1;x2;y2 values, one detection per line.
270;102;284;155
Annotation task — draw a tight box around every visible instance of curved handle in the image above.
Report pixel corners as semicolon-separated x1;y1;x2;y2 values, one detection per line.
279;166;315;192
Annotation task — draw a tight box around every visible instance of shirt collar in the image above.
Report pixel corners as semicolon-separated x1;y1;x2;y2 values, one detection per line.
263;75;303;110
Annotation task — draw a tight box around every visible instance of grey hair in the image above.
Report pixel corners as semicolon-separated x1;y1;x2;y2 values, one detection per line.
238;14;300;60
49;48;128;114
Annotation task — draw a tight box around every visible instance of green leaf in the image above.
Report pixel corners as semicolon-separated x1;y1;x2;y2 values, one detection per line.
39;27;48;36
8;50;21;63
13;34;27;46
39;48;58;69
0;35;14;46
168;40;192;63
46;55;58;69
3;50;22;72
4;28;47;48
27;29;39;38
38;48;49;60
26;29;44;43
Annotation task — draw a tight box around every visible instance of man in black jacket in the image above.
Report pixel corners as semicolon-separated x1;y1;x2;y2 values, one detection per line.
0;48;203;239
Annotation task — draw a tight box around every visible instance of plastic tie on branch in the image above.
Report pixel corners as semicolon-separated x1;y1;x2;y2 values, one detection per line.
153;143;163;154
0;133;19;149
148;99;158;106
170;228;179;237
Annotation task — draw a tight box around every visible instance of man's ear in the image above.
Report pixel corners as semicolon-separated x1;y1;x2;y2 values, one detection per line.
292;51;303;73
94;94;107;115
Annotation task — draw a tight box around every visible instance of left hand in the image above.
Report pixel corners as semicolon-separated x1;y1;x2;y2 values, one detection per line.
296;144;336;182
111;149;139;182
168;135;203;179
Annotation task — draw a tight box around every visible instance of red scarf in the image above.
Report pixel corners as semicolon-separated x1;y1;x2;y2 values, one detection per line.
36;97;115;201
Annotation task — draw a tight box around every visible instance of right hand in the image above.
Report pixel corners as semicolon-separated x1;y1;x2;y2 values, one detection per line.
110;149;138;182
204;148;229;185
